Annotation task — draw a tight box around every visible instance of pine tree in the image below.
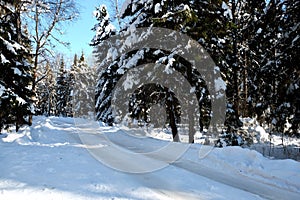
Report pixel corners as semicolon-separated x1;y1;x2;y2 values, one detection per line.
94;1;222;142
0;0;34;132
91;4;116;48
220;1;267;131
36;62;56;116
92;0;300;142
249;0;299;136
64;54;78;117
71;52;95;118
276;0;300;136
56;56;68;117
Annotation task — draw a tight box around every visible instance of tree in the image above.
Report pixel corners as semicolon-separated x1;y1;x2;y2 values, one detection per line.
0;0;34;132
90;4;116;63
219;0;267;132
56;56;68;116
71;52;95;118
92;0;300;143
35;61;57;116
275;0;300;136
93;1;218;142
246;0;299;137
129;83;182;141
63;53;78;117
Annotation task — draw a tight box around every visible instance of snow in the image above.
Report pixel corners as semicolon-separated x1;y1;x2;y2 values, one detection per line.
0;85;4;96
93;5;110;20
255;125;269;142
257;28;262;34
0;35;25;56
222;1;232;19
292;35;299;46
0;116;300;199
1;54;9;64
122;72;139;90
214;75;226;99
0;36;17;55
13;67;22;76
120;0;131;16
120;0;153;16
154;3;162;14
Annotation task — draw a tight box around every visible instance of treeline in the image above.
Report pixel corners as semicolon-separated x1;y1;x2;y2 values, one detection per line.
92;0;299;143
35;53;94;118
0;0;79;131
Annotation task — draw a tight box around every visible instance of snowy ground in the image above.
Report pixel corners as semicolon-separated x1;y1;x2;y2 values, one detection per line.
0;116;300;199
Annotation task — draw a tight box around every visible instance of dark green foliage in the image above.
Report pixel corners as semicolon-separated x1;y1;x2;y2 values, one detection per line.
56;57;69;117
92;0;300;143
0;1;34;132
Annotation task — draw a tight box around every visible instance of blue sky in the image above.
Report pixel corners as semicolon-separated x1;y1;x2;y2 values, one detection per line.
56;0;102;56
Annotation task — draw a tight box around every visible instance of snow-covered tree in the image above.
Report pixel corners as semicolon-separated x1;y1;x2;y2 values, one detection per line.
70;52;95;118
92;0;300;143
275;0;300;136
63;54;78;117
93;1;219;142
35;62;57;116
91;4;116;47
247;0;299;136
0;0;34;132
219;0;267;133
56;56;69;117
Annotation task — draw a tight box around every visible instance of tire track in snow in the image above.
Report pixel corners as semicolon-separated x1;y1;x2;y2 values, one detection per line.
74;124;300;200
110;132;300;199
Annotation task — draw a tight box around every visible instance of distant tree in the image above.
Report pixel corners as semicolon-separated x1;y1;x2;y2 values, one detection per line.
56;56;69;117
71;52;95;118
63;53;78;117
36;61;57;116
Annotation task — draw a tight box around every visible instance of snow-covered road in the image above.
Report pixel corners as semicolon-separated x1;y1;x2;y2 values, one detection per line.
77;122;300;200
1;116;299;200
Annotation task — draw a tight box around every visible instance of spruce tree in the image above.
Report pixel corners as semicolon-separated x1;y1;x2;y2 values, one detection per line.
94;1;221;142
92;0;300;142
56;56;68;117
249;0;299;136
71;52;95;118
36;62;56;116
276;0;300;136
64;54;78;117
0;0;34;132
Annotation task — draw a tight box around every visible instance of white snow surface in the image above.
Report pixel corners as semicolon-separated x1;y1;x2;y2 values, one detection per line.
154;3;162;14
1;54;9;64
0;116;299;200
222;1;232;19
0;85;5;96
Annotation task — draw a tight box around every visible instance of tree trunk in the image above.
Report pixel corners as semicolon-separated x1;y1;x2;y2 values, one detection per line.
232;1;240;117
169;106;179;142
